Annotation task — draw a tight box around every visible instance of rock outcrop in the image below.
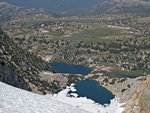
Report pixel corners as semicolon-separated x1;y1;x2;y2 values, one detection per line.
123;76;150;113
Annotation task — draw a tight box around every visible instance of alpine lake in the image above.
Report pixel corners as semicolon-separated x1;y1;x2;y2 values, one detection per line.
50;62;138;105
50;62;115;105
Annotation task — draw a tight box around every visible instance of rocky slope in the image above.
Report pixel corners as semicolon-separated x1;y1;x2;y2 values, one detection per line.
0;28;83;94
0;27;53;94
123;76;150;113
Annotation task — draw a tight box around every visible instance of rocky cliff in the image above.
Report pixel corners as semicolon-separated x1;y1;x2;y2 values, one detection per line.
0;28;84;94
123;76;150;113
0;28;65;94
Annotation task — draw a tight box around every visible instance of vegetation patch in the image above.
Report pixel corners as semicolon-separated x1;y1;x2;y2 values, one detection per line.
89;75;99;80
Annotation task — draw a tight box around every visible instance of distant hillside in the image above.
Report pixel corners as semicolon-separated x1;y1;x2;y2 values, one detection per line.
65;0;150;16
0;2;54;21
1;0;150;17
0;0;112;12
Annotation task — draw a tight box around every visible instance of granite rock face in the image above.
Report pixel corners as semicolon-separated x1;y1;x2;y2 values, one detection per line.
123;77;150;113
0;28;62;94
0;28;85;95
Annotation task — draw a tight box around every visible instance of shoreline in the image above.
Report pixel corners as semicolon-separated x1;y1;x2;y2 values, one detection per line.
90;73;146;103
44;61;146;109
54;83;125;113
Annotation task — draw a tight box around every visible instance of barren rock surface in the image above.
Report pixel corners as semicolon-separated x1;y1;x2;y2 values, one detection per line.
123;76;150;113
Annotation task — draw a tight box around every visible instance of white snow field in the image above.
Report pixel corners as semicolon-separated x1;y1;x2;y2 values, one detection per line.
0;82;89;113
0;82;125;113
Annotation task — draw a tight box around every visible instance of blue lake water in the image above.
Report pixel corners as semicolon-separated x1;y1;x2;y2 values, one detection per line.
50;62;92;75
69;79;115;105
50;62;115;105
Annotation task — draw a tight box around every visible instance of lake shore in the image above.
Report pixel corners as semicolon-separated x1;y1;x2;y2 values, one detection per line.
44;62;147;111
53;83;125;113
86;73;146;103
47;62;147;103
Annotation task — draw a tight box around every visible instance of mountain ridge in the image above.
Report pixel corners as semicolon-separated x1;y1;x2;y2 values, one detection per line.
64;0;150;16
0;0;112;12
0;2;54;21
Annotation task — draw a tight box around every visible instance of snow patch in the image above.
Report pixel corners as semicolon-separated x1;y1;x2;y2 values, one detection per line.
0;82;125;113
0;82;89;113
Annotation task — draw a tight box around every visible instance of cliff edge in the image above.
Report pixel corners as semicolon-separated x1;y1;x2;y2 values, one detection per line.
123;76;150;113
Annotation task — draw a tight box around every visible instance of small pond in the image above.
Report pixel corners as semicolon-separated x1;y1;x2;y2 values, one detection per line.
74;33;92;39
